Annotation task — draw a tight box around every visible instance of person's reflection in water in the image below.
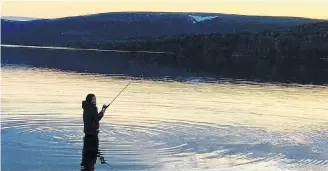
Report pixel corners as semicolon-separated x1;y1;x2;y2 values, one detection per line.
81;134;99;171
80;135;108;171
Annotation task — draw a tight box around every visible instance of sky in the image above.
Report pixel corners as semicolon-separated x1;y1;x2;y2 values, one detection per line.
1;0;328;20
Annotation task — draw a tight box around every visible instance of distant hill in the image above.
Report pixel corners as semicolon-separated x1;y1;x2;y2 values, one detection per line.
67;22;328;84
1;12;322;46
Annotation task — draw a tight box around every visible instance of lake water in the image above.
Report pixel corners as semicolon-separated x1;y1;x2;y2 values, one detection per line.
1;65;328;171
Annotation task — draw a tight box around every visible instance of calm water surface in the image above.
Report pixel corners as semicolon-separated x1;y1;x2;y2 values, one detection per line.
1;65;328;171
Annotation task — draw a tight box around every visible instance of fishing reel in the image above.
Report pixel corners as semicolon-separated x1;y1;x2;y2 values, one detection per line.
100;156;106;164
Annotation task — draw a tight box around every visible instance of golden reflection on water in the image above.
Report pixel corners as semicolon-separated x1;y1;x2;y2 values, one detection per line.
2;66;328;132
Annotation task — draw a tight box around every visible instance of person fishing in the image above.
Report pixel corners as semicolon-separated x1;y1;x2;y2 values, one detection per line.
82;94;109;136
81;94;109;170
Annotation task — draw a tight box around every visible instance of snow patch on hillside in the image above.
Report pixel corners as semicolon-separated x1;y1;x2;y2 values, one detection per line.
189;15;219;23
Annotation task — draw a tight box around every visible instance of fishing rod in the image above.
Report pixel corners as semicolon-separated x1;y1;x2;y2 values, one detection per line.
106;54;159;107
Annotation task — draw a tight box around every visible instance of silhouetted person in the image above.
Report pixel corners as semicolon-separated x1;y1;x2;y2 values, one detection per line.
82;94;109;136
81;94;109;170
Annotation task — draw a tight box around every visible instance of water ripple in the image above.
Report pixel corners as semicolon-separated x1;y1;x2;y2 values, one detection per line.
2;66;328;171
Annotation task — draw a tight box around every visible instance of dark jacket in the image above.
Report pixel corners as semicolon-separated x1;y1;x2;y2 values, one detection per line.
82;101;104;135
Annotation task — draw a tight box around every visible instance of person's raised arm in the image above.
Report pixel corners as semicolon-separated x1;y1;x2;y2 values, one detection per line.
94;104;110;121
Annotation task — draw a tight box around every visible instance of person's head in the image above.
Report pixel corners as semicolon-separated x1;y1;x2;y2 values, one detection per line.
86;94;96;105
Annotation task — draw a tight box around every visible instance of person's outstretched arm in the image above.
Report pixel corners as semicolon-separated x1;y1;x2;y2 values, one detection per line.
94;104;109;121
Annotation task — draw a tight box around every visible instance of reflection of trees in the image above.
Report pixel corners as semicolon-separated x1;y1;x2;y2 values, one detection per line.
70;22;328;84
